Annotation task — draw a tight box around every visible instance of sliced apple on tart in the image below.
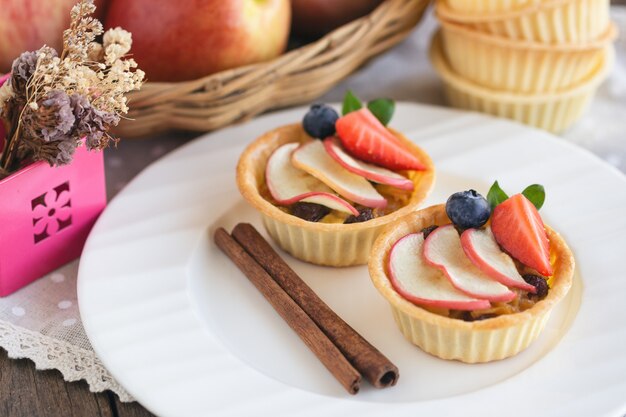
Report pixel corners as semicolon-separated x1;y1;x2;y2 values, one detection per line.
266;143;358;215
323;138;414;190
291;140;387;209
423;225;516;302
388;232;490;311
461;227;537;292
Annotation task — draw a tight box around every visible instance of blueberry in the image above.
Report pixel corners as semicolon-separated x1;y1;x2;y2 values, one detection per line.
302;104;339;139
445;190;491;230
291;202;330;222
523;274;549;299
344;208;374;224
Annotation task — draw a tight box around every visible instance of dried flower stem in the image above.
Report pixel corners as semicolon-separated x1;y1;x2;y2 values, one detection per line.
2;58;45;172
1;123;22;172
0;87;28;172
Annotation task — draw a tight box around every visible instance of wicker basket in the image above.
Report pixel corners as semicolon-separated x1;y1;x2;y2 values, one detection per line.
117;0;430;138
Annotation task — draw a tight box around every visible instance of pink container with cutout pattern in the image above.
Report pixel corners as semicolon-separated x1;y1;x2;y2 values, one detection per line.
0;73;106;296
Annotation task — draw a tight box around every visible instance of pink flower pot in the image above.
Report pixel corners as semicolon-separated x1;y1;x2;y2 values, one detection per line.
0;74;106;296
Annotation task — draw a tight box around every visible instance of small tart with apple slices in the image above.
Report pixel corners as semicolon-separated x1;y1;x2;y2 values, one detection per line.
368;200;574;363
237;97;435;267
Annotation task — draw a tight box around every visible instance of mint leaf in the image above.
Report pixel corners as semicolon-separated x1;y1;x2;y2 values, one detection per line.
487;181;509;209
367;98;395;126
522;184;545;210
342;90;362;115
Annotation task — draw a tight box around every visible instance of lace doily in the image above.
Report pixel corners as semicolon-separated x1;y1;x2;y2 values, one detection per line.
0;320;132;402
0;260;132;402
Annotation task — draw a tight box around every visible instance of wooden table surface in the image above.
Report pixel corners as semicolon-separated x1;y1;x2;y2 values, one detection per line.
0;349;152;417
2;2;625;416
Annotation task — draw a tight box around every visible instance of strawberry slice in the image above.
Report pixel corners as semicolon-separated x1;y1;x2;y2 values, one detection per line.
335;108;426;171
491;193;553;276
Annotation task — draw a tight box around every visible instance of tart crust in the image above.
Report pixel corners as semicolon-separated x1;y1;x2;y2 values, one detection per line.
236;123;435;266
368;204;575;362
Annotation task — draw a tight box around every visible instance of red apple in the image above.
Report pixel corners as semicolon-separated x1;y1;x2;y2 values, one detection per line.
423;225;516;302
388;232;490;311
291;0;383;38
0;0;106;72
105;0;290;82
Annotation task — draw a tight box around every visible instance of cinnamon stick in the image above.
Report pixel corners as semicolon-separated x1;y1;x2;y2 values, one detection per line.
231;223;399;388
214;228;361;395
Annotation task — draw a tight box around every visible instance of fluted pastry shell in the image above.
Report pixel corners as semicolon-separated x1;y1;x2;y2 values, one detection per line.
368;205;575;363
236;123;435;267
437;0;611;43
438;22;616;93
429;32;614;133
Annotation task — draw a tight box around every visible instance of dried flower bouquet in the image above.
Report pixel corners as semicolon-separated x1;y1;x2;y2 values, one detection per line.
0;0;144;178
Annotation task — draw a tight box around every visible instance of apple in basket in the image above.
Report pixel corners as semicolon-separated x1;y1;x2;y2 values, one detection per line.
0;0;106;72
105;0;291;82
291;0;383;37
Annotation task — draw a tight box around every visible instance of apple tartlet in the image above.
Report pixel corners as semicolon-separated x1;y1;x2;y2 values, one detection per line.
368;185;574;363
237;97;435;266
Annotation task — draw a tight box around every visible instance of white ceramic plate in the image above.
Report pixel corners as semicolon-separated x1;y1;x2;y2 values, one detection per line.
78;103;626;417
